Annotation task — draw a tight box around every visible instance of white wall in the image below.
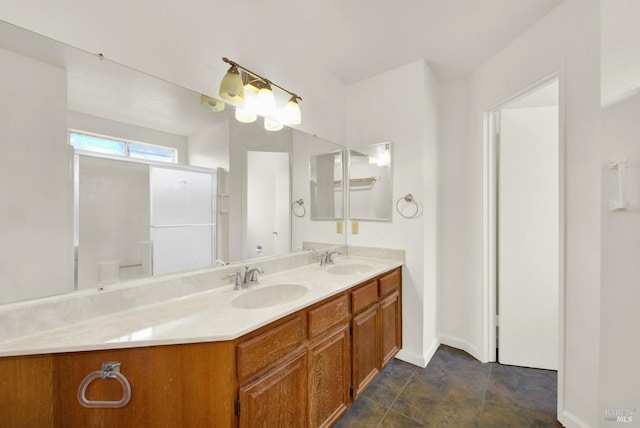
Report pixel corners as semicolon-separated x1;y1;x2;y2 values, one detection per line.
347;60;440;367
68;111;188;163
438;0;601;426
187;120;229;170
600;1;640;424
0;48;73;304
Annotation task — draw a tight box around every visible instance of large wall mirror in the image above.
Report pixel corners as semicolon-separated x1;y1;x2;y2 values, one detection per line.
348;142;393;221
0;20;346;304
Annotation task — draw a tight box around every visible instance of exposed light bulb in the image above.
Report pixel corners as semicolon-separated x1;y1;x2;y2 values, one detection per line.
255;84;275;116
283;96;301;125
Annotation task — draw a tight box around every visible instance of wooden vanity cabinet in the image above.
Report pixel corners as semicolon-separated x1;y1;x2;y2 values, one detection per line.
236;293;351;428
379;269;402;367
238;350;308;427
307;295;351;428
350;268;402;400
0;267;401;428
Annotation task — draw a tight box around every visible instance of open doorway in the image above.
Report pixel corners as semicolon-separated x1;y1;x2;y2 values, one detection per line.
245;150;291;259
487;77;561;370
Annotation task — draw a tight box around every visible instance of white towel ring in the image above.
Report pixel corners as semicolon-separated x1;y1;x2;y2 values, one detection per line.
396;193;419;218
77;362;131;408
292;199;306;218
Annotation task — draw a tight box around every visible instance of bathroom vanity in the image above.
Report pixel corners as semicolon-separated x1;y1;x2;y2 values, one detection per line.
0;254;402;427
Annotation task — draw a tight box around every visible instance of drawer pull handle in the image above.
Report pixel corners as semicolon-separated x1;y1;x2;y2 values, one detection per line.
77;362;131;408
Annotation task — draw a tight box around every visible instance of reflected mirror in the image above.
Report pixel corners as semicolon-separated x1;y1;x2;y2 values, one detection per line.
309;150;344;220
0;19;346;304
348;142;393;221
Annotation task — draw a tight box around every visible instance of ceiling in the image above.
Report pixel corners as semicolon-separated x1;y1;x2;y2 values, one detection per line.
1;1;566;137
224;0;565;84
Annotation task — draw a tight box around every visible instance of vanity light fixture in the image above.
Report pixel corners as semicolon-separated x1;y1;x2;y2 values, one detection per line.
218;64;244;102
218;57;302;128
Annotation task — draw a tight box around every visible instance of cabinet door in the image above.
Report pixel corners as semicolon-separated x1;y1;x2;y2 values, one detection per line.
308;326;350;428
351;305;379;398
239;352;308;428
380;291;402;367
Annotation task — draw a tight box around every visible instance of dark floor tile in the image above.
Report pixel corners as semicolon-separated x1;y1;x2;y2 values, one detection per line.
491;363;558;385
337;345;560;428
411;362;490;397
391;375;483;427
479;399;562;428
379;409;425;427
362;358;417;407
334;396;387;428
486;370;557;415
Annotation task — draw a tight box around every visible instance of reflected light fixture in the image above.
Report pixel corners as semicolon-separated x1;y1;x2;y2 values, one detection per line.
200;95;225;112
236;107;257;123
264;118;283;132
219;57;302;128
235;86;257;123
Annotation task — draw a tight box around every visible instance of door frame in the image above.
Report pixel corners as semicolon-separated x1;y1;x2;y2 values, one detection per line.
482;67;566;415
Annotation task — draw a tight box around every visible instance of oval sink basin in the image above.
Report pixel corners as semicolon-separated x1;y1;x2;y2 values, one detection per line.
232;283;309;309
326;263;372;275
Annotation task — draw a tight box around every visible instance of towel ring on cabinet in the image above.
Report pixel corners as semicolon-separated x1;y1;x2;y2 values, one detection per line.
291;199;306;217
77;362;132;408
396;193;419;219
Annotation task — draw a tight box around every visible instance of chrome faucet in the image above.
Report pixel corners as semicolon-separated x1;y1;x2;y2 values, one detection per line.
243;266;263;286
229;266;264;290
320;250;342;266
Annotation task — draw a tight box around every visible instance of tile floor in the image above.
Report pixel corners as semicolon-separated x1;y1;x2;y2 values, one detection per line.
335;345;562;427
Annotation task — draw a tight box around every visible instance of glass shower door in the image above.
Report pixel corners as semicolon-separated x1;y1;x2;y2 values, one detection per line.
150;166;216;276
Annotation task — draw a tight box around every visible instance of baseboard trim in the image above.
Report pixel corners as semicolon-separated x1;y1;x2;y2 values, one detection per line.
558;410;592;428
395;349;428;368
439;334;482;362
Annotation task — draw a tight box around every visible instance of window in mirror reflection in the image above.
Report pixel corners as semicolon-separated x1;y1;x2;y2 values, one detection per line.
69;131;177;163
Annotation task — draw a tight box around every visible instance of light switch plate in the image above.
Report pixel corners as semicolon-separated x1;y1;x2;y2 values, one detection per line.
336;221;343;234
351;221;359;235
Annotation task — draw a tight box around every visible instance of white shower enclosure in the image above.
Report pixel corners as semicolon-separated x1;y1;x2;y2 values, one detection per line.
150;166;216;276
75;153;217;289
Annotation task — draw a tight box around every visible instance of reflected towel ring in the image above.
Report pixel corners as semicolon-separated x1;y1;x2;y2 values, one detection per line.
77;362;131;408
396;193;419;218
292;199;306;217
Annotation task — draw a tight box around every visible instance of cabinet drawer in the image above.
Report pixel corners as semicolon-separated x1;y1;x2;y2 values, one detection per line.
351;280;379;314
237;317;304;381
379;268;401;297
308;294;349;338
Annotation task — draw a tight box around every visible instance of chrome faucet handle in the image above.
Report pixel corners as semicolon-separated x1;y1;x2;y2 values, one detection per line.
228;271;243;290
326;251;342;264
243;266;264;285
319;251;328;266
248;267;264;282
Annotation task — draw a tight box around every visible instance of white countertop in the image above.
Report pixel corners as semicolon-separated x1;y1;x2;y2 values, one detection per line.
0;256;402;357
